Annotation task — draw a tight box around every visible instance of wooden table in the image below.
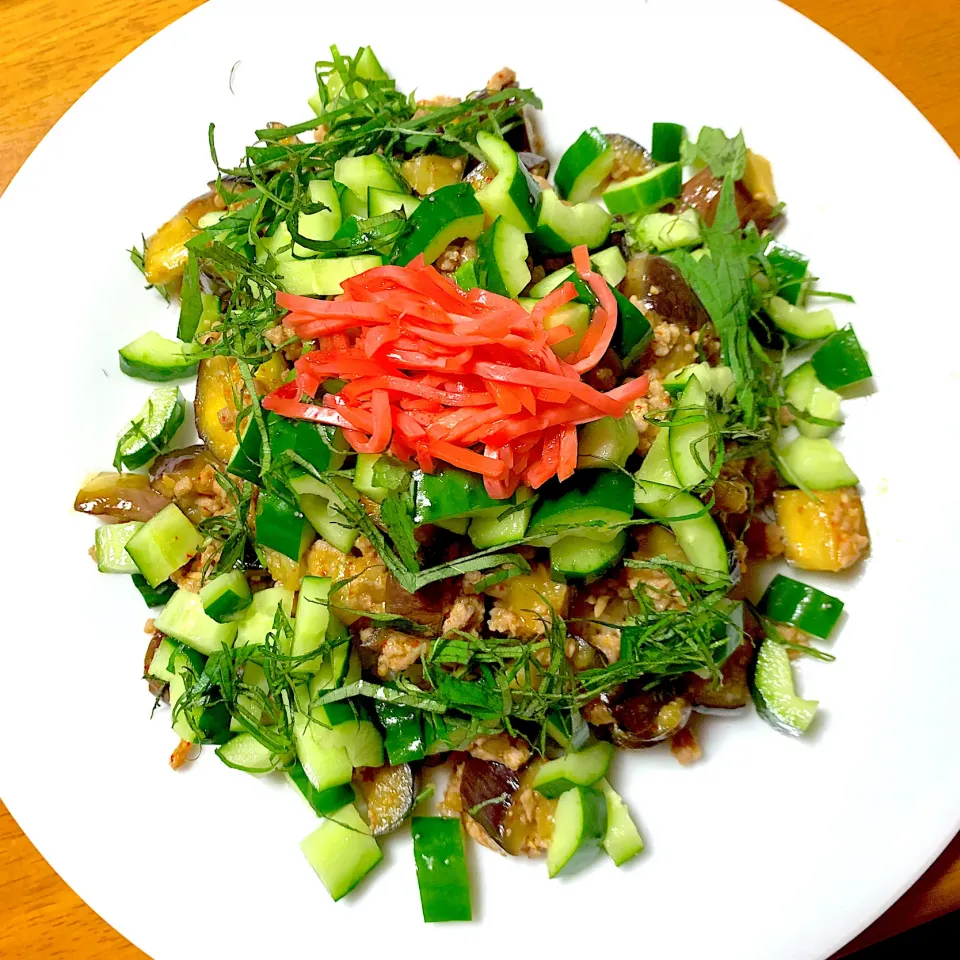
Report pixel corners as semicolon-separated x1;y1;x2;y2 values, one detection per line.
1;0;957;955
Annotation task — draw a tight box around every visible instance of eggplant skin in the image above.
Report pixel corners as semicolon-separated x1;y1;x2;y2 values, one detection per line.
74;472;171;522
599;682;692;748
460;756;520;845
360;764;415;836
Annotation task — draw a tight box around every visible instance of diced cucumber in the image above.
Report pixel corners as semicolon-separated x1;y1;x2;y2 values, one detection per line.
216;732;290;774
577;415;639;469
155;588;238;656
547;785;607;878
602;162;681;216
598;779;644;866
767;243;809;306
299;179;343;247
288;765;356;817
661;361;734;399
314;710;385;769
527;247;627;298
413;466;509;524
468;499;532;549
778;436;858;489
669;372;716;488
118;332;201;382
555;128;615;205
811;326;872;389
292;575;332;674
391;182;485;266
294;716;353;793
475;131;542;232
256;493;312;561
533;189;612;254
335;154;405;206
300;493;359;554
309;621;356;693
367;186;420;219
374;701;425;766
124;504;202;587
132;573;177;607
765;296;836;341
114;386;186;470
533;742;614;798
631;208;700;252
650;122;685;163
633;479;729;579
453;258;479;291
236;587;294;648
94;521;143;573
412;817;472;922
550;531;628;580
300;804;383;902
146;636;180;683
784;363;843;439
199;570;252;623
476;216;530;299
751;639;818;736
543;302;591;360
527;471;634;546
277;255;383;296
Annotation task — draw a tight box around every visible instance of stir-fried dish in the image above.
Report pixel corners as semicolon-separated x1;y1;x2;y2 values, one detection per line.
76;46;872;918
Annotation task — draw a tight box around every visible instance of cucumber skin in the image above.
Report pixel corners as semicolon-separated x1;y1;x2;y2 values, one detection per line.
547;786;608;879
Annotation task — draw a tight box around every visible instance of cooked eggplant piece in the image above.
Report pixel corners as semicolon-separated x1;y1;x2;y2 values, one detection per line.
460;756;520;847
687;606;762;713
357;763;415;835
622;254;711;331
144;191;222;288
602;682;692;748
74;472;171;522
194;356;242;464
401;155;465;196
500;758;556;857
679;167;778;233
518;151;550;179
605;134;655;183
149;444;219;526
774;487;869;572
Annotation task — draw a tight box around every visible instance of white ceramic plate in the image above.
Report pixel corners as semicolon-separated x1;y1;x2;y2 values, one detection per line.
1;1;958;957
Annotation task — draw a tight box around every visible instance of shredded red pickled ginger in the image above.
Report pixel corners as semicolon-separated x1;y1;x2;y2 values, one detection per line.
263;245;648;498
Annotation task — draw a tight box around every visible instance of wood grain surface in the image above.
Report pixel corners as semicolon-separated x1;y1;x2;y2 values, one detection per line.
0;1;957;957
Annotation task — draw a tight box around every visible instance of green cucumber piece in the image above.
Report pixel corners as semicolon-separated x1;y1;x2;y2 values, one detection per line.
94;521;143;573
114;386;186;470
413;467;507;524
468;495;532;549
527;247;626;298
300;804;383;901
475;131;541;232
155;588;238;655
236;587;294;648
277;255;382;296
411;817;472;922
632;479;728;578
758;574;844;640
533;742;614;798
767;243;809;306
288;765;355;817
784;363;843;439
543;302;591;360
334;154;405;205
476;216;530;299
215;732;290;774
118;332;201;382
368;186;420;218
765;296;836;341
555;128;615;205
598;779;644;866
199;570;252;623
778;436;858;489
146;636;182;683
354;452;409;502
453;258;479;291
669;372;716;487
811;326;872;389
527;471;634;546
662;361;734;399
533;189;612;254
751;639;818;736
550;531;628;580
391;182;485;266
577;415;639;469
132;573;177;607
650;122;685;163
292;575;332;674
547;785;607;878
124;503;202;587
256;493;312;561
602;162;681;215
631;208;701;252
374;701;425;766
299;179;343;247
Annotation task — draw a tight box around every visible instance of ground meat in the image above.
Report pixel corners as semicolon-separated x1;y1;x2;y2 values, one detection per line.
627;372;671;454
485;564;569;639
486;67;517;93
468;733;531;771
413;95;460;119
438;762;465;817
670;725;702;765
773;623;812;661
442;594;485;635
360;628;425;678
